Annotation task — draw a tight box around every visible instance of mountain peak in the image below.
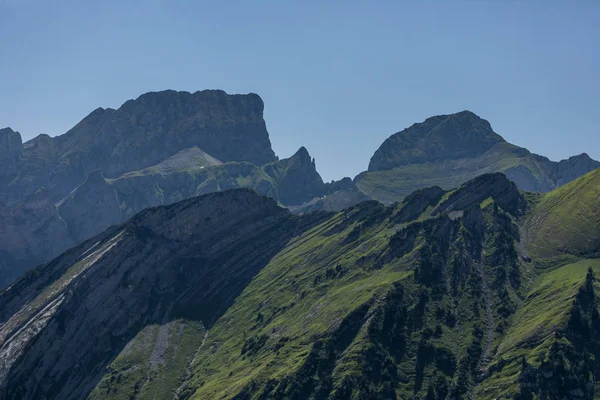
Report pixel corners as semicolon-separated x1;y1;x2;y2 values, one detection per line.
291;146;312;162
368;111;504;172
0;127;22;147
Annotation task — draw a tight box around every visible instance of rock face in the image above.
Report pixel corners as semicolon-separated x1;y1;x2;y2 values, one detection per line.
0;90;330;287
1;90;277;205
57;170;122;244
359;111;600;203
0;190;74;288
554;153;600;186
3;174;600;399
0;190;329;400
0;128;22;186
263;146;325;205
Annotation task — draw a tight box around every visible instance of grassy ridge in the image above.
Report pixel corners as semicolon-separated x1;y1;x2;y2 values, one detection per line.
477;259;600;399
526;168;600;259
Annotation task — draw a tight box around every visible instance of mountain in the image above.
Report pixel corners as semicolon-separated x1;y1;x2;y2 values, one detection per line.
0;90;276;205
525;168;600;259
356;111;600;204
2;171;599;399
0;90;328;288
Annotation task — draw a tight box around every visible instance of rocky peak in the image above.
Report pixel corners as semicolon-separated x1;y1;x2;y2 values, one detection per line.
368;110;505;172
0;128;22;185
433;173;526;217
263;147;325;206
554;153;600;186
0;128;22;151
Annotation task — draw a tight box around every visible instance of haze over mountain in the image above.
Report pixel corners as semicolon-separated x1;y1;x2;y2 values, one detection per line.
0;90;326;287
355;111;600;204
2;169;600;399
1;91;599;290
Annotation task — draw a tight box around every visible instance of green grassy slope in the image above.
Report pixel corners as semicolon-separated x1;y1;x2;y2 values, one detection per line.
163;175;539;399
356;142;551;204
89;320;206;400
477;259;600;399
525;168;600;260
5;171;599;399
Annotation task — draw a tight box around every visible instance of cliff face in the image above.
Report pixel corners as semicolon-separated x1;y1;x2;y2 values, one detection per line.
0;128;22;186
0;190;328;400
1;90;276;205
0;91;330;288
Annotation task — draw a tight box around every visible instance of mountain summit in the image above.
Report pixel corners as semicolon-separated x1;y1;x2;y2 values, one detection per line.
369;111;504;171
357;111;600;203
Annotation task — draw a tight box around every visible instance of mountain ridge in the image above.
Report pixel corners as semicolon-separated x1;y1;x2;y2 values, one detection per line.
357;110;600;204
2;170;599;399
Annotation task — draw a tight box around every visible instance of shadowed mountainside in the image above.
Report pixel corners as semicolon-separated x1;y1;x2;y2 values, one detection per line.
2;170;599;399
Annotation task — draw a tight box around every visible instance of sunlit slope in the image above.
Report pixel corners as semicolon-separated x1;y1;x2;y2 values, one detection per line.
526;168;600;259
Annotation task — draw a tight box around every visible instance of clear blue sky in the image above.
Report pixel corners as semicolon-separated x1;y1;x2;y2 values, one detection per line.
1;1;598;181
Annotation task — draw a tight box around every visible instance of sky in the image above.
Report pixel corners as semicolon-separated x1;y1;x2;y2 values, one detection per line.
1;1;598;182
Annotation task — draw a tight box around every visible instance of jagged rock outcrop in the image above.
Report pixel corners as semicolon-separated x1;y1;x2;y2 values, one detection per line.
433;173;527;217
263;146;325;205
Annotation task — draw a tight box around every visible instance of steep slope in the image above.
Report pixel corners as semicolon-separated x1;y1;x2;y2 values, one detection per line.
0;90;329;288
525;168;600;259
0;189;329;400
262;146;326;205
357;111;600;204
7;173;598;399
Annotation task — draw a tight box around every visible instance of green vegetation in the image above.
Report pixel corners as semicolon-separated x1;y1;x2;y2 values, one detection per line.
477;259;600;398
84;169;600;399
89;320;206;400
3;169;600;399
357;142;551;204
526;169;600;259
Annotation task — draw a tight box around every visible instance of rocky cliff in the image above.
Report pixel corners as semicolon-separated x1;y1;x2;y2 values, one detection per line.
0;189;329;399
2;173;599;399
1;90;277;205
0;128;22;186
0;90;330;287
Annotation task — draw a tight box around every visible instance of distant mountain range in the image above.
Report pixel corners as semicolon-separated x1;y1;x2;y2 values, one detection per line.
1;89;600;399
0;90;325;287
0;90;598;290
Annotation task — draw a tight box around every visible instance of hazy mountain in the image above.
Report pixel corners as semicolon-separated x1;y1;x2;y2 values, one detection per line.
2;170;599;399
0;90;328;287
355;111;600;204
